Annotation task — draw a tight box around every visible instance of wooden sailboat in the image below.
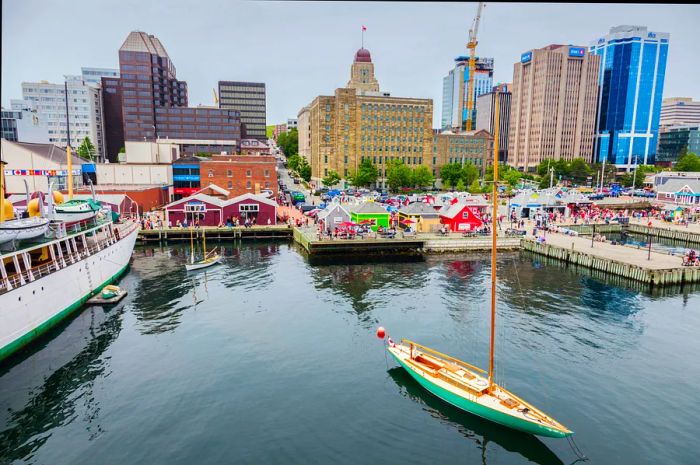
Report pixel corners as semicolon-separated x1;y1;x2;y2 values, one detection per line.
185;226;221;271
386;92;572;439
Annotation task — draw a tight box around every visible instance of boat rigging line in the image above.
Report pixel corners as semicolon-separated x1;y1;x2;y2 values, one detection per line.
566;435;589;462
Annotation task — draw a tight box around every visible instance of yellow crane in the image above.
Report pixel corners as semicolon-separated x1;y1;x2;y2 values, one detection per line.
212;88;219;105
464;1;485;132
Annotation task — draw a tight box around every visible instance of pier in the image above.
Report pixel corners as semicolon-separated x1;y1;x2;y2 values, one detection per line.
521;234;700;286
137;225;293;244
560;220;700;246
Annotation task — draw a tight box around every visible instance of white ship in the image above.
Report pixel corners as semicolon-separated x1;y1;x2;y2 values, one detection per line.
0;217;139;361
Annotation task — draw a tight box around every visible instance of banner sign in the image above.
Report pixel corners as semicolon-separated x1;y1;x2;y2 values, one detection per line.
4;169;81;176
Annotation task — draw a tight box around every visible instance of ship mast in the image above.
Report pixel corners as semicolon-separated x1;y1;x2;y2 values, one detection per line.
488;91;500;391
64;81;74;200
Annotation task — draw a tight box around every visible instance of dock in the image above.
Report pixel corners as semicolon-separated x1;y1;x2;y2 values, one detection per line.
137;225;293;244
293;227;522;255
560;220;700;246
521;234;700;286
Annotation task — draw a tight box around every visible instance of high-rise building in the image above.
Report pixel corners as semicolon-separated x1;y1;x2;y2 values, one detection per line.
589;25;669;168
102;31;242;161
287;118;298;130
432;130;494;179
656;125;700;166
1;105;49;143
21;76;106;160
476;83;511;162
441;56;494;130
218;81;267;140
660;98;700;127
301;46;433;188
81;67;119;86
509;45;599;171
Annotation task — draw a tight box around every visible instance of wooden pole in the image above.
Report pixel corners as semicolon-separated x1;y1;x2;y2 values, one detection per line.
488;92;500;391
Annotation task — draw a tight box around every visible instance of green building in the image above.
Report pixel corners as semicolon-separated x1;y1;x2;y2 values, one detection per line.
657;125;700;166
349;202;390;231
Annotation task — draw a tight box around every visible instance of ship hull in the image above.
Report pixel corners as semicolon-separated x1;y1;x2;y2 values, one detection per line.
389;350;570;438
0;226;138;362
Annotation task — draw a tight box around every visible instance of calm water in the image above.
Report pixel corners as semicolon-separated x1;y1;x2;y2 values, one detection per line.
2;242;700;465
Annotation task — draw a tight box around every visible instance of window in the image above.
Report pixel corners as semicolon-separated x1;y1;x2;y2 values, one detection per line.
185;202;206;213
227;169;232;177
208;169;214;178
246;169;252;177
227;181;233;189
264;169;270;178
246;181;252;189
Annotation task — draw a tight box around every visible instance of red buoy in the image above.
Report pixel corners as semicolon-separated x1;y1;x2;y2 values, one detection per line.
376;326;386;339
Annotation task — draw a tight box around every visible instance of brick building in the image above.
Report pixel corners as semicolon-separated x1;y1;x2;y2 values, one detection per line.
240;138;272;156
432;130;494;179
199;155;277;199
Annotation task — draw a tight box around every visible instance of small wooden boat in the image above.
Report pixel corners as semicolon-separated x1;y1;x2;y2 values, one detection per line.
185;226;222;271
87;285;128;305
101;285;120;299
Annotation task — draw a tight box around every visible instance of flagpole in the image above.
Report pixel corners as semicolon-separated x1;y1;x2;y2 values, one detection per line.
362;27;364;48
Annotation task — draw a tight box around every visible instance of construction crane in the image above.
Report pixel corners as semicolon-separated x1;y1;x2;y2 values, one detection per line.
464;1;485;132
212;88;219;106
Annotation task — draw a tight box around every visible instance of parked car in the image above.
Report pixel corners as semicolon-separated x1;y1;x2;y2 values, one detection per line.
298;204;316;213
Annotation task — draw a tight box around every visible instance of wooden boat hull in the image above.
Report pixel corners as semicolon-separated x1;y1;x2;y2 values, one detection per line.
389;349;571;439
185;255;221;271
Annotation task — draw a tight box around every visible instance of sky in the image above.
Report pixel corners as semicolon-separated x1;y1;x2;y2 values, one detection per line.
3;1;699;128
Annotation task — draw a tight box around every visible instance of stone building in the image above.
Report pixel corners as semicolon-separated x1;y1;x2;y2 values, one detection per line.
301;47;433;189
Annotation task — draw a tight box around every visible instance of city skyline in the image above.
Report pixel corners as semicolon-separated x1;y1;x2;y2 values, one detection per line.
3;1;699;128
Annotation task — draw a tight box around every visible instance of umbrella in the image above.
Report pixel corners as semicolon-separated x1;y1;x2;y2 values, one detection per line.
401;219;416;224
338;221;358;228
359;219;373;224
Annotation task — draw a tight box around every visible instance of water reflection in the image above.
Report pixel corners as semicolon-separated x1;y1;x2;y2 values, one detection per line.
0;309;123;463
387;367;566;465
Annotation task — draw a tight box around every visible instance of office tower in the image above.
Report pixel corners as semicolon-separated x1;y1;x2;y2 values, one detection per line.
476;83;511;162
218;81;267;140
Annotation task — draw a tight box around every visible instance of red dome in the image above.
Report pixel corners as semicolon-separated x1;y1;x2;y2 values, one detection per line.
354;48;372;63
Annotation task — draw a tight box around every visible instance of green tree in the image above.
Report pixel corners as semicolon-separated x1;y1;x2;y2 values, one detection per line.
298;157;312;181
468;179;482;194
440;163;462;187
455;179;466;192
349;159;379;187
118;146;125;153
569;158;593;185
411;165;434;189
77;137;96;161
503;169;523;187
461;163;479;187
196;151;212;158
675;152;700;172
386;159;412;192
287;154;301;172
322;170;341;187
277;128;298;157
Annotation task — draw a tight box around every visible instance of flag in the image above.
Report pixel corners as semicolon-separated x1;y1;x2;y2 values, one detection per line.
362;25;367;31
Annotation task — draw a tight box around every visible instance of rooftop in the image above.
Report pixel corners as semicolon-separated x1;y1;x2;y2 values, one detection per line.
120;31;170;58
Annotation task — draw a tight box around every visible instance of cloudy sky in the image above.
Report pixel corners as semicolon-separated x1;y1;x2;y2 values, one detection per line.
3;1;699;127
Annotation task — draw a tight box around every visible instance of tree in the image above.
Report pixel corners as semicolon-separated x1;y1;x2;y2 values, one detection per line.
675;152;700;172
118;146;125;154
298;157;312;181
196;151;212;158
386;159;412;192
349;159;379;187
440;163;463;187
411;165;434;189
503;169;523;187
455;179;466;192
461;163;479;187
277;128;298;157
322;170;341;187
287;154;301;172
468;179;482;194
77;137;96;161
567;158;593;185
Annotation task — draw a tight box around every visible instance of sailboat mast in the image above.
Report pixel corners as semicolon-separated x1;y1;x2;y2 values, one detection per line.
488;92;500;391
190;225;194;264
64;81;74;200
202;224;207;255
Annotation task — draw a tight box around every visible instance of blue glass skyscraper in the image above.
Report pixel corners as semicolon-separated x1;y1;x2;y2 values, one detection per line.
589;26;669;168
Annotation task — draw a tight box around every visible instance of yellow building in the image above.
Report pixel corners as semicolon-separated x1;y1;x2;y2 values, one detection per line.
301;47;433;188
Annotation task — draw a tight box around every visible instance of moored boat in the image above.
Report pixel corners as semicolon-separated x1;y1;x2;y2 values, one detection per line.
0;217;50;245
53;198;101;224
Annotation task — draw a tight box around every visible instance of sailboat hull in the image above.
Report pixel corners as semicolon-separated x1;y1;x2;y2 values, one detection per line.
185;255;221;271
389;350;570;439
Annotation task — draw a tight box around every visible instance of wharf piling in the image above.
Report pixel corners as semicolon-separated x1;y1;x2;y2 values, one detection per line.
137;225;293;244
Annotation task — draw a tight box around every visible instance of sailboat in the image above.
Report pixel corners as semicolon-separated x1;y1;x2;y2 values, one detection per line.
385;92;572;439
185;226;221;271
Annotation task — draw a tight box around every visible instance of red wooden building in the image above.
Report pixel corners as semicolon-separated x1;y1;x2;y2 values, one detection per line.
439;202;486;232
164;190;277;226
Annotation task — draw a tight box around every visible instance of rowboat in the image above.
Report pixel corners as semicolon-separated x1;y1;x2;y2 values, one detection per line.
385;90;572;439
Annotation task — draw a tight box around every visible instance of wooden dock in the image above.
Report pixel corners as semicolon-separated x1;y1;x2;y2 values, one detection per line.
560;222;700;246
521;235;700;286
137;225;293;244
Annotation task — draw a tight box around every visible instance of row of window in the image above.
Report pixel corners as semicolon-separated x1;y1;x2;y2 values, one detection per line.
360;145;424;153
23;88;88;95
207;169;270;178
361;115;426;123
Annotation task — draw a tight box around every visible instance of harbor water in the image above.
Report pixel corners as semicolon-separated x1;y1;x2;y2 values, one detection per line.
1;242;699;464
